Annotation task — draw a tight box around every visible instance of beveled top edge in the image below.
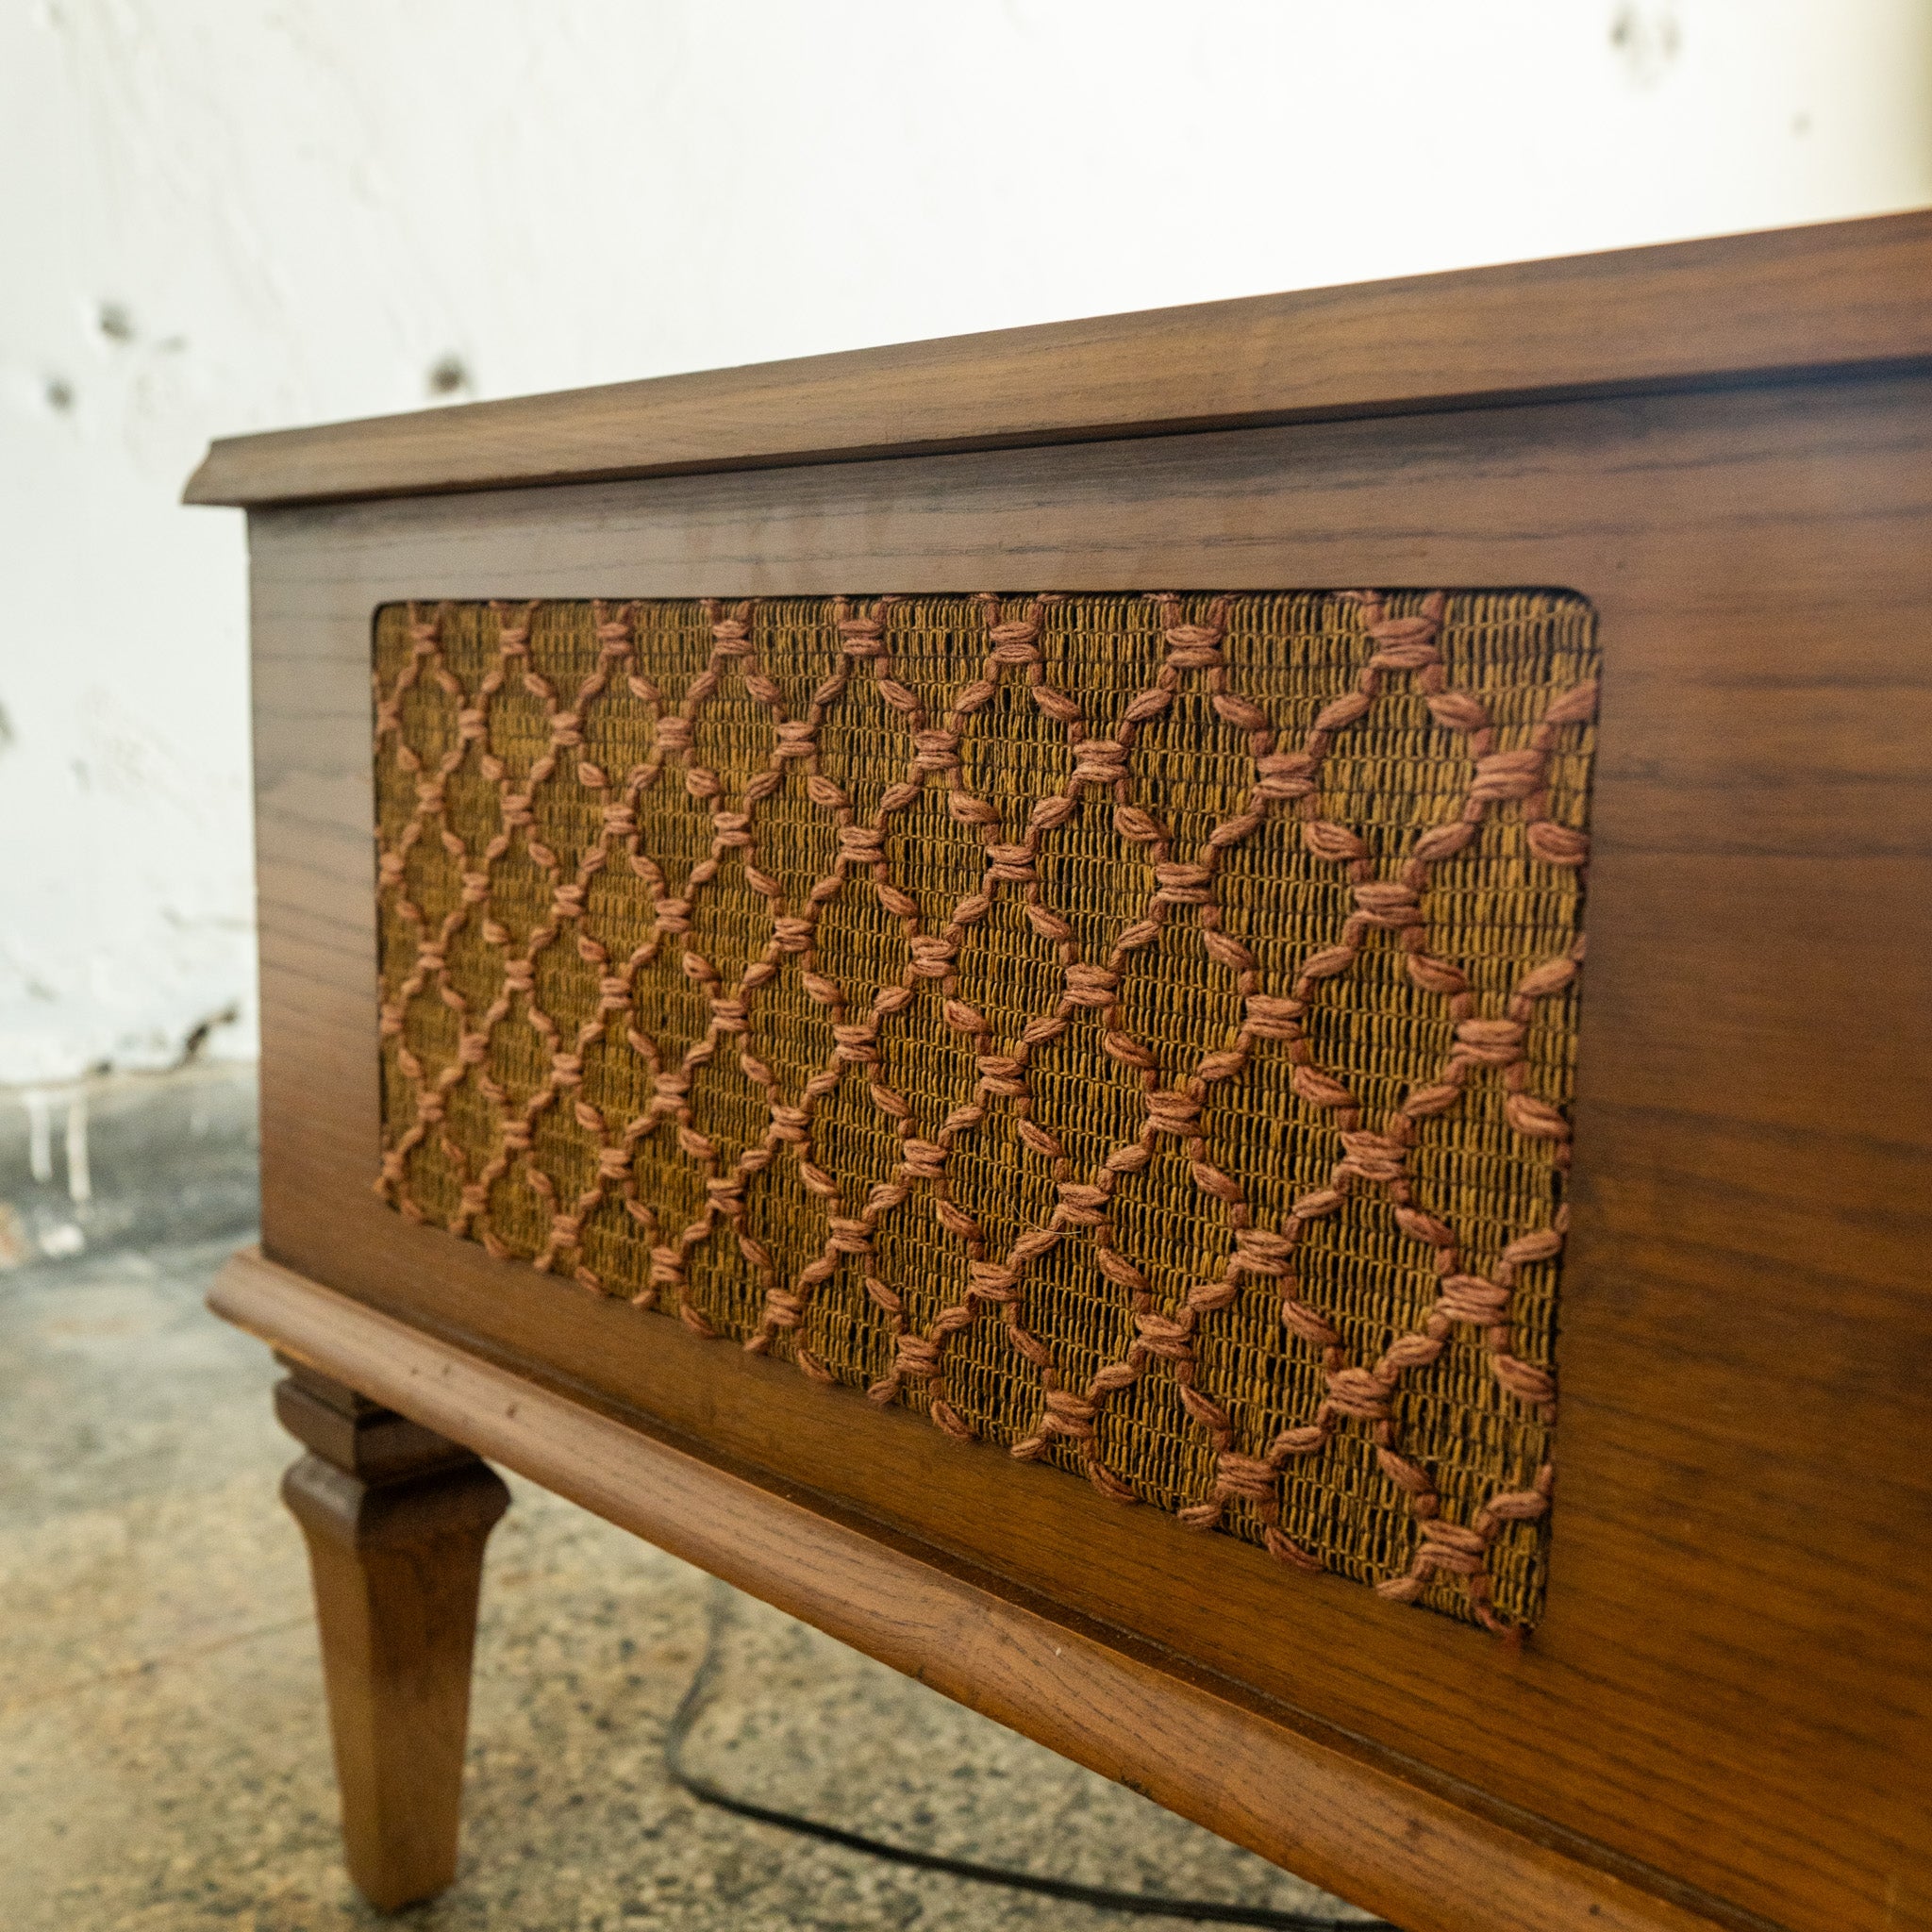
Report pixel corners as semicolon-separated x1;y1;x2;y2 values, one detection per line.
186;208;1932;509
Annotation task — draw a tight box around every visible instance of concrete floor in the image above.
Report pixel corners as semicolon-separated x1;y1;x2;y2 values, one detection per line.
0;1220;1375;1929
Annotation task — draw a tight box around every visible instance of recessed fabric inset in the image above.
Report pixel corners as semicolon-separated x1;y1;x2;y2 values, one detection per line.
374;591;1597;1634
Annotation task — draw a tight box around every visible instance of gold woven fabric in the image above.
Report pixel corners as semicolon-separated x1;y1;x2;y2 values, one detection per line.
375;591;1597;1634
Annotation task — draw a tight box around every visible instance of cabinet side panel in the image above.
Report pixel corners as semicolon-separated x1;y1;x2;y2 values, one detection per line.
248;375;1932;1932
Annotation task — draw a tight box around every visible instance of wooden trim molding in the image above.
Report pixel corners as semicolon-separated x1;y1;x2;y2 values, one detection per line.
212;1245;1745;1932
183;209;1932;509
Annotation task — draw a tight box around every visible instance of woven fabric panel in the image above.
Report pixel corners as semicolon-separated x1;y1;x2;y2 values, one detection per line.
375;591;1598;1634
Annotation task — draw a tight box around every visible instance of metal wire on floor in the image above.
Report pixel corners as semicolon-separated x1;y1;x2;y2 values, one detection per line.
663;1585;1387;1930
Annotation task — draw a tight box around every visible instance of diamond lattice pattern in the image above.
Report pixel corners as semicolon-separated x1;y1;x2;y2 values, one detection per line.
375;591;1598;1633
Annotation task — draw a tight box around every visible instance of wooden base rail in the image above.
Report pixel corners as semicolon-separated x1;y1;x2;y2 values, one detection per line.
213;1246;1738;1932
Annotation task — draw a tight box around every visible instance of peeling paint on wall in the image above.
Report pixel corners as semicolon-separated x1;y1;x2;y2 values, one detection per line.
2;0;1928;1084
0;1058;261;1266
1610;5;1684;88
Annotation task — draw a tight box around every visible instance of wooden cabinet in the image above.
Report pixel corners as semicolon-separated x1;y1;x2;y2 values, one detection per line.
195;209;1932;1932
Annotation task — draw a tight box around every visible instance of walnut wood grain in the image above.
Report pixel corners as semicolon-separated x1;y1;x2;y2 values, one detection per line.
184;209;1932;509
222;1246;1739;1932
277;1363;509;1910
231;368;1932;1932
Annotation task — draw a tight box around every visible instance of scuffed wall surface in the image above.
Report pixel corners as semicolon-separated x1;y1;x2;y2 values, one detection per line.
2;0;1928;1083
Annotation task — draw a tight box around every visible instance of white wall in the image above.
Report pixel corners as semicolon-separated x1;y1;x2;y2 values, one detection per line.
3;0;1927;1083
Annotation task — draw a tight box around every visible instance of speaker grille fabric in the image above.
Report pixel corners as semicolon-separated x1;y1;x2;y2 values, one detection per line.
375;591;1597;1634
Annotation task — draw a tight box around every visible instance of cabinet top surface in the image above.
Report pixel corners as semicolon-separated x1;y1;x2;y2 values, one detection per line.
185;208;1932;511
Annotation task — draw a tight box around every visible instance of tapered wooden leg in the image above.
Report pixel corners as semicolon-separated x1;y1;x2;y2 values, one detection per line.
275;1360;509;1911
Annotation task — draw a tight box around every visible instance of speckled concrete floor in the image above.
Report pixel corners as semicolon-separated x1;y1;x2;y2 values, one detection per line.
0;1233;1376;1930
